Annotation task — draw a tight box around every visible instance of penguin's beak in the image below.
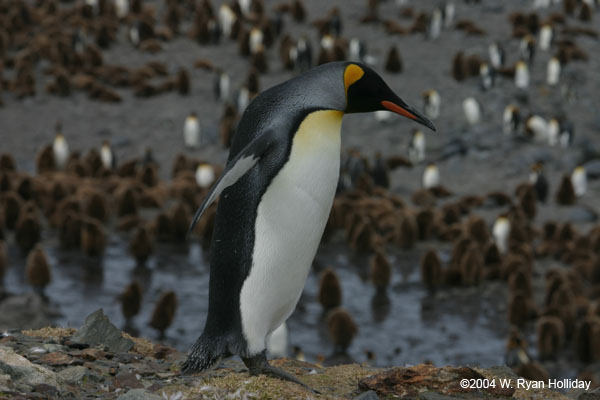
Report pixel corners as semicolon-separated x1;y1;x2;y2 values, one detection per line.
381;100;436;132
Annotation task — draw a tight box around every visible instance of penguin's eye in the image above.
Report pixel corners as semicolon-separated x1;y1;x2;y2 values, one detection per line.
344;64;364;96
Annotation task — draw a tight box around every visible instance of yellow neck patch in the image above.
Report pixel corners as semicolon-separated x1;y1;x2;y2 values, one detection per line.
344;64;364;96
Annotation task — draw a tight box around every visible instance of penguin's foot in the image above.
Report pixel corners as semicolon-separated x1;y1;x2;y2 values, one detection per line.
242;352;320;394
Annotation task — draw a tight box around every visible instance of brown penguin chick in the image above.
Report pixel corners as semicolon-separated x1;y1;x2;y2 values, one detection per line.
149;290;178;338
2;191;22;230
80;217;106;257
508;292;533;327
291;0;306;22
411;189;436;208
518;184;537;220
484;242;502;273
349;217;377;253
415;208;435;240
459;243;483;286
59;211;82;249
579;2;592;22
0;172;12;193
398;211;417;249
465;215;489;246
536;315;564;360
36;145;56;174
318;268;342;310
84;149;103;177
83;190;109;222
370;250;391;292
176;68;190;95
384;46;403;73
169;202;191;242
420;249;442;294
501;253;530;281
246;68;260;94
15;211;41;255
251;46;269;74
117;186;139;217
574;316;600;363
327;308;358;353
171;153;190;178
555;175;576;205
449;235;472;270
152;212;172;242
383;20;408;35
371;153;389;188
452;51;467;81
129;226;154;266
0;154;16;172
119;282;142;322
138;164;159;187
25;245;51;294
508;268;532;294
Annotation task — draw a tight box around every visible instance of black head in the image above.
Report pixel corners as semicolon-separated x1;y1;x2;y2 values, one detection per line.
343;63;436;131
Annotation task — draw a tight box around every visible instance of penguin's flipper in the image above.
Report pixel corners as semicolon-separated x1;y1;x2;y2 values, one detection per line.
188;129;276;233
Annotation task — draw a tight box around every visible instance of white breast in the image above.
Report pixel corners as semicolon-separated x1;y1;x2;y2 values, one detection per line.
184;118;200;148
115;0;129;18
515;63;529;89
571;168;587;197
492;218;510;254
100;146;113;169
463;97;480;125
53;138;69;169
546;58;560;86
240;110;343;355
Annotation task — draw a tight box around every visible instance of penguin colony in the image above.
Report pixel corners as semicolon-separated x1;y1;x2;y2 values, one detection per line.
0;0;600;392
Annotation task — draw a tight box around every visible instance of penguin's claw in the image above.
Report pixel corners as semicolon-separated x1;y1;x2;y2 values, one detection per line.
242;352;320;394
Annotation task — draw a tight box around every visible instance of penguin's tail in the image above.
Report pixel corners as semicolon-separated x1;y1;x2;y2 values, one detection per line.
181;334;228;374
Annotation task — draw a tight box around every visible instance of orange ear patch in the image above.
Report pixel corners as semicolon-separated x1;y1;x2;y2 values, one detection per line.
344;64;364;95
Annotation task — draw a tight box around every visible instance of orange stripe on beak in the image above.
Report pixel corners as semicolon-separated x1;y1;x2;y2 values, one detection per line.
381;100;418;120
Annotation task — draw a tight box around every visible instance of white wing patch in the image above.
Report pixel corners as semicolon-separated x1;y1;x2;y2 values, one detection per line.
189;153;261;232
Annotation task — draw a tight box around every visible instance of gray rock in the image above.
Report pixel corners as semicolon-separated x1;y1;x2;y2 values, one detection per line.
71;309;134;353
0;346;62;389
57;366;88;383
117;388;163;400
355;390;379;400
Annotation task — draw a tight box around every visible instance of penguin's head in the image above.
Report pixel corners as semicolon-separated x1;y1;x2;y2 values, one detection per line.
342;63;436;131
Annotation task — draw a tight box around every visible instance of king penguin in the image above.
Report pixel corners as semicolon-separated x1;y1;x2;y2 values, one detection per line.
181;62;435;387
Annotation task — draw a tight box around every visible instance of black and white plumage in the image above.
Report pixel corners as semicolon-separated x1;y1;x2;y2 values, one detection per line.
183;112;201;148
181;62;435;387
463;97;482;125
409;129;426;164
503;105;520;135
100;140;116;170
213;70;231;102
423;90;440;120
529;162;549;203
489;41;505;69
479;62;495;91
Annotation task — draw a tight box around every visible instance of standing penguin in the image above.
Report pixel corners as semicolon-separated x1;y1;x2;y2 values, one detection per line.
181;62;435;387
53;122;69;170
183;112;201;148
